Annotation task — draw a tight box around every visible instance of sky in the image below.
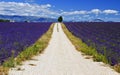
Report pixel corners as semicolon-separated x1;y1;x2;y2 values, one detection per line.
0;0;120;21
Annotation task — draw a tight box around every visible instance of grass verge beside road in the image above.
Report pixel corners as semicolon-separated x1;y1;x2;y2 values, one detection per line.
61;23;120;73
0;23;54;75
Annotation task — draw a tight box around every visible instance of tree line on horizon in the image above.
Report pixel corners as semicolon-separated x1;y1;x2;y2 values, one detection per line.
0;19;10;22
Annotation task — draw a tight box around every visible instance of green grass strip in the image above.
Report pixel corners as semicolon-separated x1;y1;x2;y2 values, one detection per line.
61;23;108;63
0;23;54;74
62;23;120;73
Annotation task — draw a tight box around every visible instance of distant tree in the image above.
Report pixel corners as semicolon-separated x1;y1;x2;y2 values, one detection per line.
0;19;10;22
24;20;29;23
0;19;4;22
6;20;10;22
58;16;63;22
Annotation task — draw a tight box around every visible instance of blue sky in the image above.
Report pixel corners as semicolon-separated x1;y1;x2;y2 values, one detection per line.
0;0;120;21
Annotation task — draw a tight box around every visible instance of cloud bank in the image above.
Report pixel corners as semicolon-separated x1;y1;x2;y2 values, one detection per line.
0;2;58;17
103;9;118;14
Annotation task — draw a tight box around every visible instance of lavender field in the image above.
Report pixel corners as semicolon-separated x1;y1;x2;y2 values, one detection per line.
65;22;120;66
0;22;51;64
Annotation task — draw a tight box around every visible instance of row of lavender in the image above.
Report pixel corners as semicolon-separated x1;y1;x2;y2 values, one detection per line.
0;22;51;64
65;22;120;65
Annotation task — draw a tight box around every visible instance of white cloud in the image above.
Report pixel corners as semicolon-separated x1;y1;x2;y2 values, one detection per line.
0;2;57;17
61;10;87;15
40;4;51;8
90;9;101;15
103;9;118;14
60;9;119;16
